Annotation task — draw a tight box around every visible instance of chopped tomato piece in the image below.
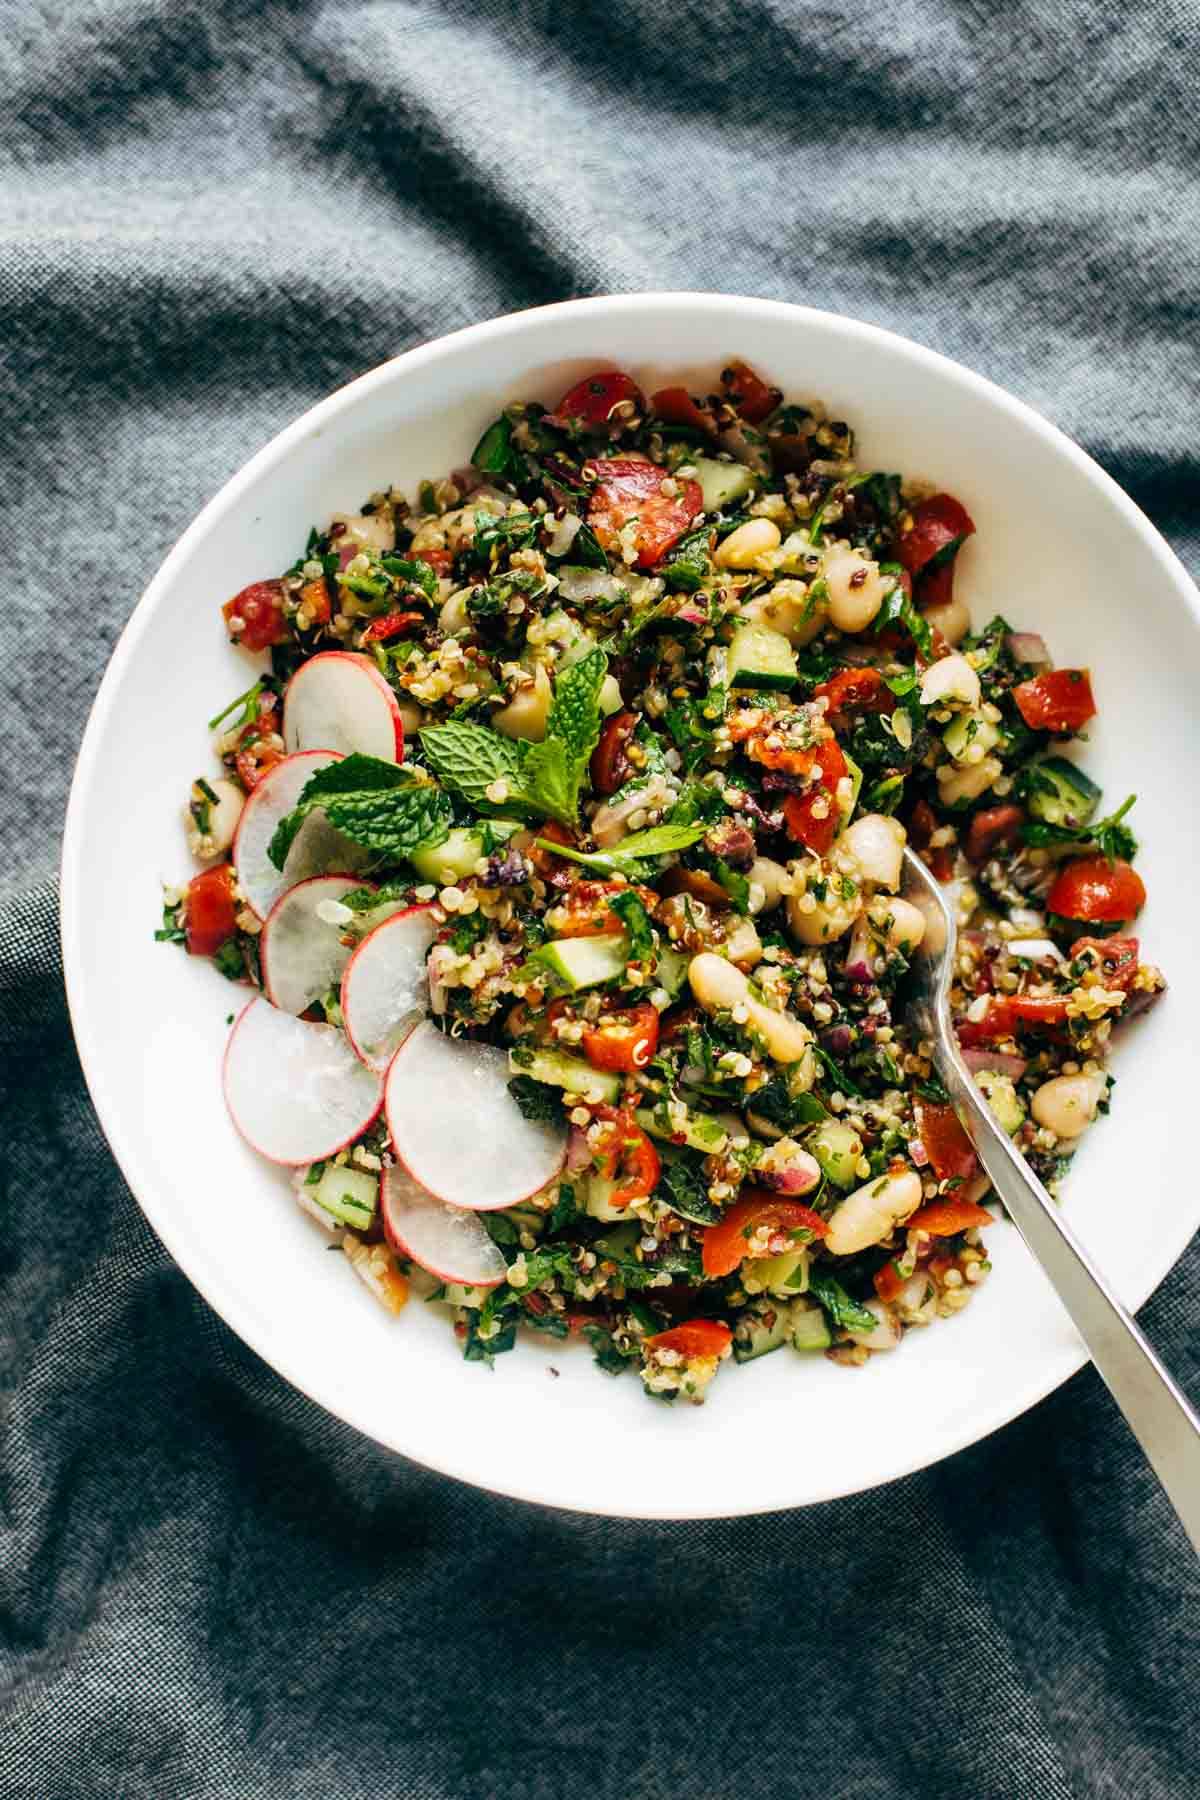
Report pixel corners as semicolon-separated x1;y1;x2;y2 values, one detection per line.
701;1190;828;1279
965;803;1025;864
916;557;957;609
812;666;894;723
550;879;659;937
552;370;645;431
644;1319;733;1358
588;458;703;569
650;386;718;436
957;994;1069;1046
589;710;638;796
1012;669;1097;733
873;1259;909;1303
915;1099;978;1183
233;698;284;790
1069;935;1140;990
360;609;426;645
782;739;847;855
582;1003;660;1074
907;1198;994;1236
895;494;976;576
657;865;731;907
590;1107;661;1207
1047;856;1145;923
417;547;454;578
527;820;578;889
719;359;781;424
296;577;331;627
907;797;955;883
183;862;238;957
222;579;289;652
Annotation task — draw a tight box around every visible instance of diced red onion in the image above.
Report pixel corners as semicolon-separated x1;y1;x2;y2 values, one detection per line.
450;465;486;498
674;601;708;627
908;1138;930;1167
1006;631;1049;667
544;512;582;559
566;1125;592;1173
842;916;876;985
961;1047;1028;1078
820;1025;854;1056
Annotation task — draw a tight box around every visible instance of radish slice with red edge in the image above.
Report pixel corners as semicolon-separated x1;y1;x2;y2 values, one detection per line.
341;905;437;1072
260;874;374;1016
381;1163;507;1289
385;1021;566;1211
223;997;382;1165
283;652;405;761
233;749;371;920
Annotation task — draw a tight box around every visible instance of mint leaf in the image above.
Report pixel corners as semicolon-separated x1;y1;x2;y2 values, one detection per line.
808;1272;877;1334
419;723;527;811
608;889;654;961
522;647;607;826
381;554;439;598
268;755;447;868
533;820;707;880
872;568;933;661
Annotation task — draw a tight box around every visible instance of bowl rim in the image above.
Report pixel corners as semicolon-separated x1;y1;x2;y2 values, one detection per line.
60;292;1200;1517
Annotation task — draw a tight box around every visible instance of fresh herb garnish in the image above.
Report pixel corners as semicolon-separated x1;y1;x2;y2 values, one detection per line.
267;754;451;868
808;1272;878;1334
533;820;708;881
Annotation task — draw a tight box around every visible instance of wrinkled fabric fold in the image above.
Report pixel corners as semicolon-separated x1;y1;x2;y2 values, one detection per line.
1;2;1198;1796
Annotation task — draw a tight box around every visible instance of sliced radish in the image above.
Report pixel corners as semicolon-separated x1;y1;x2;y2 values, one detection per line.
283;652;405;761
341;905;437;1072
232;750;371;920
223;997;382;1165
260;875;373;1016
381;1163;507;1288
385;1021;566;1211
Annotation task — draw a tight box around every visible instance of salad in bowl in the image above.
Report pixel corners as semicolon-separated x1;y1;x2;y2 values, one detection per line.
160;358;1163;1406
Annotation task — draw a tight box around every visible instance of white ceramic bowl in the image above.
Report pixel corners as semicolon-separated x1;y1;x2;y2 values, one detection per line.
62;294;1200;1518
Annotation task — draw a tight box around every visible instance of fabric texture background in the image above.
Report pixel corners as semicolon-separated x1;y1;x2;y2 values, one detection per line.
1;2;1198;1795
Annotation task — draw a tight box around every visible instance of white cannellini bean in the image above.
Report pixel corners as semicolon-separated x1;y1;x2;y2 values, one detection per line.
920;594;971;647
1031;1071;1107;1140
330;510;395;555
844;1297;902;1352
843;813;906;891
185;777;243;859
786;876;862;947
493;665;552;741
687;952;814;1064
822;547;892;633
867;894;927;951
714;519;782;570
919;652;981;710
439;588;473;636
937;754;1002;806
739;579;827;647
825;1168;923;1257
747;856;789;912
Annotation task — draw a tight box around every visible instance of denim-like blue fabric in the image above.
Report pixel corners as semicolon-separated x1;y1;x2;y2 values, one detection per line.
1;4;1197;1795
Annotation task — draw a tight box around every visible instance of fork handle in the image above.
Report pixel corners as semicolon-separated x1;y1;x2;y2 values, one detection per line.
944;1058;1200;1555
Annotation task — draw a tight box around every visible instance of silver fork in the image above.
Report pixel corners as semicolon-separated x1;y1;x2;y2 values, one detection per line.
901;847;1200;1553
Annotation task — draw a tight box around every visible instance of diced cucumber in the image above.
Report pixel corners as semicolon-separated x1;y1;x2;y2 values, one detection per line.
588;1180;632;1225
512;1047;621;1105
975;1069;1027;1135
593;1221;641;1257
809;1118;863;1191
742;1244;810;1296
312;1165;378;1231
441;1282;494;1308
943;711;1002;763
790;1301;833;1352
728;622;798;691
536;934;630;992
655;945;690;1000
692;456;756;513
733;1299;796;1363
636;1104;730;1155
409;820;520;883
1025;756;1102;830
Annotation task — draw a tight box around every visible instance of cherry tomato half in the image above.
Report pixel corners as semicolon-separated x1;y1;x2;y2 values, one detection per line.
590;710;638;796
956;994;1069;1046
581;1003;660;1074
360;609;426;644
1047;855;1145;923
222;579;289;652
588;458;704;569
781;739;848;856
553;370;645;431
965;803;1025;864
183;862;238;957
812;666;894;724
1069;935;1140;990
719;359;781;424
701;1190;828;1279
590;1107;661;1208
644;1319;733;1358
550;879;659;938
295;577;331;628
895;494;976;576
914;1099;978;1184
907;1198;994;1236
649;385;718;436
1011;669;1097;733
